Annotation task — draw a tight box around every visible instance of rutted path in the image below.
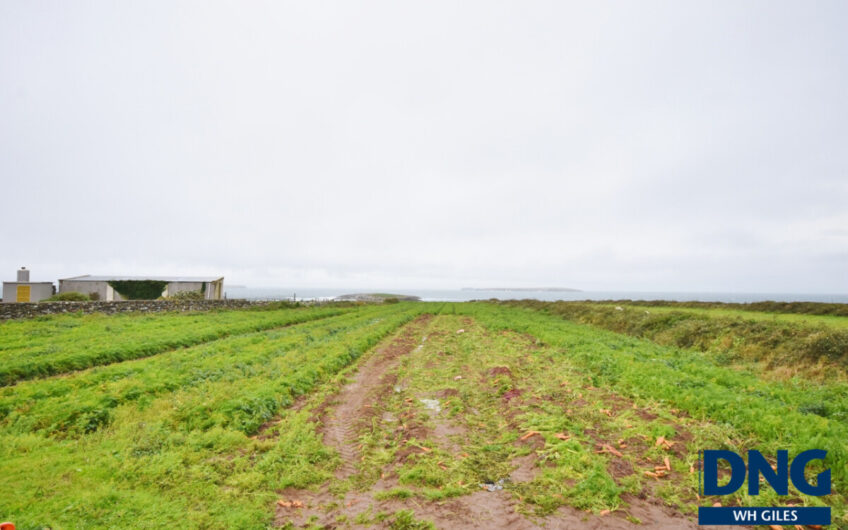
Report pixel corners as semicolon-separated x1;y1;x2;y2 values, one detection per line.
274;315;745;529
321;315;433;479
274;315;434;527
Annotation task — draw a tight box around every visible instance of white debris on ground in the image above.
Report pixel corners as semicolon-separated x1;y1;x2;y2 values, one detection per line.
419;398;442;413
479;479;506;492
456;329;465;334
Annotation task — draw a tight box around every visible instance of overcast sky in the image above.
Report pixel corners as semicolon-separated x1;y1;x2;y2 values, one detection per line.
1;1;846;292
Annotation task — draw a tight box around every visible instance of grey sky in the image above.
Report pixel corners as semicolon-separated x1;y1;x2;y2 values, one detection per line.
1;1;846;291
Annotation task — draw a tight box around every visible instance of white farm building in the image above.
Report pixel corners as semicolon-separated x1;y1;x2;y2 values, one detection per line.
2;267;54;303
58;275;224;301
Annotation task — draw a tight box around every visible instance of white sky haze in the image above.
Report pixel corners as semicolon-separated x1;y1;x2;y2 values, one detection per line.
1;1;846;292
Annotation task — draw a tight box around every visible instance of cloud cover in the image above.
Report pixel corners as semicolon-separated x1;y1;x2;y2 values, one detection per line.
1;1;846;291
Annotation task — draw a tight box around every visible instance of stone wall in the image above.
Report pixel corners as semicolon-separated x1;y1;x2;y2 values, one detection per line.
0;299;274;320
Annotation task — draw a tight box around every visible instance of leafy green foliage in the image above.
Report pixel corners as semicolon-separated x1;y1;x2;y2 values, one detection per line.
0;303;428;528
167;289;205;301
574;299;848;317
43;292;90;302
388;509;435;530
503;300;848;370
456;303;848;510
108;280;168;300
3;302;846;527
0;305;347;385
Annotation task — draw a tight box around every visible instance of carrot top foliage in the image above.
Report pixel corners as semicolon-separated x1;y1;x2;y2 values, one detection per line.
502;300;848;373
457;303;847;507
1;303;429;529
0;305;348;385
2;301;845;528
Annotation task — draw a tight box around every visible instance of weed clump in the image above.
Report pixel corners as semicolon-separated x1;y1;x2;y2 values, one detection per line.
43;292;90;302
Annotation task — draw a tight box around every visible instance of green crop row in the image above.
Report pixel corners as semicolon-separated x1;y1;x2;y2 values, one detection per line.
582;299;848;318
501;300;848;373
454;303;848;495
0;303;434;529
0;304;422;437
0;305;349;385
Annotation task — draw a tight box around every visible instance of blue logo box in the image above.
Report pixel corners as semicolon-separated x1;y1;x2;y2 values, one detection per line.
698;506;830;525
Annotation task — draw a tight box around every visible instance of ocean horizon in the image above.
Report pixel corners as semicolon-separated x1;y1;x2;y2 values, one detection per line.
223;287;848;304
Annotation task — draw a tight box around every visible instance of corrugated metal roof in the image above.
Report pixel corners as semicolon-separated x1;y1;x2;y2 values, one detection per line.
59;275;223;282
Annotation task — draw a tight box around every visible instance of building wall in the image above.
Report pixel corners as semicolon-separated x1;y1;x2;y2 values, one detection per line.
165;281;203;297
2;282;54;303
204;279;224;300
59;280;112;301
166;280;224;299
59;279;224;300
107;284;126;301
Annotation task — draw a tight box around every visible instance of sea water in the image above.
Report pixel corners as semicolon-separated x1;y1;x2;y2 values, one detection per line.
223;287;848;304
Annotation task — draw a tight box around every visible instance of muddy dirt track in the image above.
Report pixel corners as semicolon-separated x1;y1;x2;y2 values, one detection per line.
274;315;745;529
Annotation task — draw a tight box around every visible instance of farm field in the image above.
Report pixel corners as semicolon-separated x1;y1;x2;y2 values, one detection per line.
0;304;350;386
504;300;848;382
596;303;848;329
0;302;845;529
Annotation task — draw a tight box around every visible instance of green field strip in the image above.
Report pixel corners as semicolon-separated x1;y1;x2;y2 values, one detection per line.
504;300;848;375
503;303;848;425
151;304;427;435
0;305;422;437
0;309;370;404
459;303;847;520
600;303;848;330
0;303;434;529
0;305;351;385
3;302;843;528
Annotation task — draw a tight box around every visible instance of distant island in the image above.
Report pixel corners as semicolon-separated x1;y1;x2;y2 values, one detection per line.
334;293;421;302
461;287;581;292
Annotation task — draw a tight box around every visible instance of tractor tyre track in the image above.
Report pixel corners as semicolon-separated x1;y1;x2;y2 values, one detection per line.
321;314;433;479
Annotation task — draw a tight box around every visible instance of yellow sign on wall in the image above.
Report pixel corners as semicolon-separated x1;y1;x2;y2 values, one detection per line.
16;285;31;302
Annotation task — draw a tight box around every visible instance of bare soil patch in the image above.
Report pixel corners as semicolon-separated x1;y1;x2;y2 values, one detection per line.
321;315;432;479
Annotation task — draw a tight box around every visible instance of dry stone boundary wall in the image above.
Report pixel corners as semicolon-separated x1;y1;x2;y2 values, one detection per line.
0;299;272;320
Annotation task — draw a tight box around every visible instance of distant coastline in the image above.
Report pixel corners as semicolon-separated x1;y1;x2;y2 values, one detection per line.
461;287;582;292
224;287;848;304
335;293;421;302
